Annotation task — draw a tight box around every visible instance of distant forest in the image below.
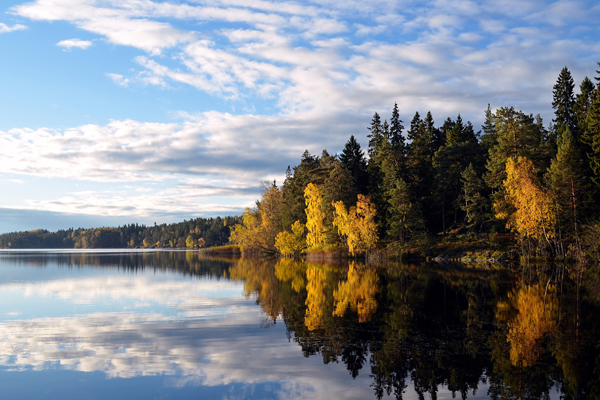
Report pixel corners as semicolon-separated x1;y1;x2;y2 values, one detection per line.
231;64;600;259
0;216;238;249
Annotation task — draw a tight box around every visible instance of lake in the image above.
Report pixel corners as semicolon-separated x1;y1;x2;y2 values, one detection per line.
0;250;595;399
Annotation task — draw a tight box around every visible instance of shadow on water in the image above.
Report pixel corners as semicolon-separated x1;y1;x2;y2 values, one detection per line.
1;250;599;399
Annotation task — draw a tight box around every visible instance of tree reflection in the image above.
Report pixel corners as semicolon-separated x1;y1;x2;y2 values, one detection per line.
506;284;558;367
333;261;379;323
226;256;600;399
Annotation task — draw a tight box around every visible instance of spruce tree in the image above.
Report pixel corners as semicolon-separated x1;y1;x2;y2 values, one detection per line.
367;112;384;159
390;102;405;154
340;135;369;194
386;177;423;249
552;67;576;138
583;91;600;187
461;163;488;235
574;77;595;136
548;128;587;243
480;104;497;154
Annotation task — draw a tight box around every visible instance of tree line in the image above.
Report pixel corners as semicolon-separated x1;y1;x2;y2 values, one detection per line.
231;63;600;259
0;216;237;249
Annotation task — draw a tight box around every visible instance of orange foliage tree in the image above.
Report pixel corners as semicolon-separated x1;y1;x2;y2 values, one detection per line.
499;157;556;250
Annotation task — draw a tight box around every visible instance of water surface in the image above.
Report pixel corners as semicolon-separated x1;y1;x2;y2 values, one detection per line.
0;250;596;399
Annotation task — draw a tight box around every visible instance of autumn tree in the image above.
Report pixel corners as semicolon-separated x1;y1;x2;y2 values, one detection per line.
332;194;379;256
275;220;306;256
501;157;557;253
230;183;284;253
304;183;326;248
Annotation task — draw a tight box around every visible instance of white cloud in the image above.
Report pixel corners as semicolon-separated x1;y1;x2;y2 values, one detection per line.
0;23;27;33
56;38;93;49
106;73;130;87
6;0;600;220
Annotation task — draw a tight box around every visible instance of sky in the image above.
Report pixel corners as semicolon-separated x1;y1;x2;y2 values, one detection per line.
0;0;599;233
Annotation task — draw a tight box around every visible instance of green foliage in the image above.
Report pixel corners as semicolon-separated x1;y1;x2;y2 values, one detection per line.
460;163;488;234
552;66;576;137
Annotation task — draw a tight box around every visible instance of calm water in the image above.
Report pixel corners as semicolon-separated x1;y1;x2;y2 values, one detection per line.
0;250;597;399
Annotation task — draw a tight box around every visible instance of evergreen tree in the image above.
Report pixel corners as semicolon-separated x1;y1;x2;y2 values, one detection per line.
390;102;405;155
389;102;407;178
582;90;600;187
480;104;497;155
406;111;436;230
340;135;369;194
386;177;423;249
547;128;588;244
574;77;595;137
484;107;543;193
552;67;576;138
433;116;483;233
367;112;384;159
460;163;488;235
425;111;443;155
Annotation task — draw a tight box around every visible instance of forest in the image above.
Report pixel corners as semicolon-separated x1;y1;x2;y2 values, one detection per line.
0;216;237;249
3;64;600;261
231;63;600;261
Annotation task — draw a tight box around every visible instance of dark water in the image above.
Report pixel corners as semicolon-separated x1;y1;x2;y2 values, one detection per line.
0;250;597;399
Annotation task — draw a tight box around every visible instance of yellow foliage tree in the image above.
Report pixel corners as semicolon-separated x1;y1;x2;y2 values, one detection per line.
274;220;306;256
333;262;379;322
230;185;284;253
304;183;326;248
332;194;378;256
506;284;557;367
501;157;556;247
185;235;195;248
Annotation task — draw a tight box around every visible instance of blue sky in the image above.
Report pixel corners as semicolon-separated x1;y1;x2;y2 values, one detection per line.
0;0;599;233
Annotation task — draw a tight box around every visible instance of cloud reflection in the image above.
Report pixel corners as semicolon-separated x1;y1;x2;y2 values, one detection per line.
0;274;378;399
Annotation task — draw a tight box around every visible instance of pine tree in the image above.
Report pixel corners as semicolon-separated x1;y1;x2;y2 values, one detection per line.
390;102;405;155
481;104;497;154
433;115;484;232
389;102;407;178
461;163;488;235
425;111;443;155
548;128;587;244
406;111;436;230
367;112;384;159
340;135;369;194
552;67;576;138
582;91;600;187
386;178;423;248
574;77;595;137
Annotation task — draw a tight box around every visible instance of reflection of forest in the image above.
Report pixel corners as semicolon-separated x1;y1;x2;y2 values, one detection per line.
229;258;600;400
5;252;600;399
